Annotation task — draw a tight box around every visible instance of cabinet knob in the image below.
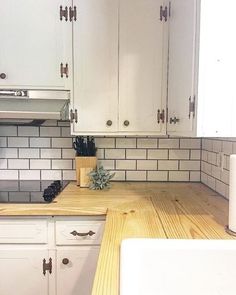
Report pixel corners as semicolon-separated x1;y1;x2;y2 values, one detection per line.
170;117;180;124
123;120;130;127
106;120;112;127
0;73;6;79
62;258;69;265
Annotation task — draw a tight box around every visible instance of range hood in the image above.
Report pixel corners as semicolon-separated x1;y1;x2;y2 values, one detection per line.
0;90;70;125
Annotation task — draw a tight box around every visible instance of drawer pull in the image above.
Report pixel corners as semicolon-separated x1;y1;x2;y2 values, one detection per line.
70;230;95;237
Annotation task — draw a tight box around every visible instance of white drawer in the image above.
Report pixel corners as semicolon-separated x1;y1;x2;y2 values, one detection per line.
55;219;105;245
0;219;48;244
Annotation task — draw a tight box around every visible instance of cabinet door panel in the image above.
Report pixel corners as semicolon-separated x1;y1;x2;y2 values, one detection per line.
0;0;72;89
0;249;49;295
72;0;119;134
167;0;197;136
119;0;166;133
56;247;100;295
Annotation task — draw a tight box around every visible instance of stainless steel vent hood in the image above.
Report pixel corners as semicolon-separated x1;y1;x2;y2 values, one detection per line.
0;90;70;124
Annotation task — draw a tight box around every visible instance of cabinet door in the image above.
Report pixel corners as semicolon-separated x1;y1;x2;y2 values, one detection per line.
72;0;119;134
167;0;197;136
119;0;167;134
56;247;100;295
198;0;236;136
0;0;72;90
0;249;50;295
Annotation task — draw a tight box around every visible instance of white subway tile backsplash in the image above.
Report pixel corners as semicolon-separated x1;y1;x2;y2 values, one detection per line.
222;141;233;155
190;150;201;160
126;171;146;181
116;160;136;170
40;127;61;137
0;159;7;169
18;127;39;137
0;126;17;136
169;150;189;160
137;138;157;148
137;160;157;170
180;161;200;171
30;137;51;148
0;137;7;147
30;160;51;170
148;149;168;159
63;170;76;181
52;160;72;170
158;160;178;171
98;160;115;170
41;170;62;180
169;171;189;182
20;170;40;180
190;171;201;182
180;139;201;149
126;149;146;159
147;171;168;181
212;140;222;152
8;159;29;169
19;148;39;159
61;127;71;137
8;137;29;147
0;170;18;180
62;149;75;159
159;139;179;149
95;137;115;148
52;138;72;148
41;149;61;159
110;170;126;181
105;149;125;159
116;138;136;148
0;148;18;158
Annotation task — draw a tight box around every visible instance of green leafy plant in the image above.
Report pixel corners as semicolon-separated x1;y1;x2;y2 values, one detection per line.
88;166;115;190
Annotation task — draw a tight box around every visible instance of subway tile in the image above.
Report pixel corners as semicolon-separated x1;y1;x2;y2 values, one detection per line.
126;171;146;181
8;137;29;147
201;150;208;162
190;150;201;160
0;170;18;180
147;171;168;181
61;127;71;137
0;137;7;147
62;149;76;159
52;160;73;170
207;152;217;165
52;138;72;148
158;160;178;171
0;126;17;136
180;161;200;171
41;170;62;180
0;148;18;158
148;149;168;159
222;141;233;155
30;160;51;170
58;121;70;127
137;138;157;148
41;120;58;126
215;180;227;198
8;159;29;169
180;139;201;149
110;171;126;181
95;137;115;148
211;165;221;180
137;160;157;170
202;139;213;151
96;149;104;159
169;171;189;182
9;192;30;203
19;148;39;159
116;160;136;170
19;170;40;180
207;175;216;191
40;127;61;137
30;137;51;148
201;161;212;175
105;149;125;159
159;139;179;149
63;170;76;181
201;172;208;185
126;149;146;160
97;160;115;170
41;149;61;159
221;169;229;184
0;192;8;202
18;126;39;137
212;140;222;152
190;171;201;182
0;159;7;169
169;150;189;160
116;138;136;148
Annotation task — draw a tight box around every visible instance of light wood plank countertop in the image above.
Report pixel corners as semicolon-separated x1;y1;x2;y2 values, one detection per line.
0;182;234;295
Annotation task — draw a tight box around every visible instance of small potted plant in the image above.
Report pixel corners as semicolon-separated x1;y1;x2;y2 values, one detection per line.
88;166;115;190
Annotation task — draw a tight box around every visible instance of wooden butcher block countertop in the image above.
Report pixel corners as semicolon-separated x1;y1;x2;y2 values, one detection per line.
0;182;234;295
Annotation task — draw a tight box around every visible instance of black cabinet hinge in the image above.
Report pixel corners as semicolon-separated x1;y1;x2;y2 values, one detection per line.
60;63;69;78
70;109;78;124
189;96;196;119
60;6;68;21
43;258;52;276
157;109;165;124
69;6;77;21
160;5;168;22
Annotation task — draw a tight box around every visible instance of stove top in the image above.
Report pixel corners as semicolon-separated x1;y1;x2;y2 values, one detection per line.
0;180;69;203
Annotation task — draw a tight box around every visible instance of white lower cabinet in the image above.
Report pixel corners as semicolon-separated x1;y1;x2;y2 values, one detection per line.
0;217;105;295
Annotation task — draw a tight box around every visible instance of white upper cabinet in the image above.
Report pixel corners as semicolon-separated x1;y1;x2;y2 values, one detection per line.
119;0;167;134
72;0;119;134
71;0;167;135
0;0;72;90
168;0;236;137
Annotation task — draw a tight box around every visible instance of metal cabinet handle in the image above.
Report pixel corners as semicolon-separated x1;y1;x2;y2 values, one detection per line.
106;120;112;127
123;120;130;127
70;230;95;237
0;73;6;79
170;117;180;124
62;258;69;265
